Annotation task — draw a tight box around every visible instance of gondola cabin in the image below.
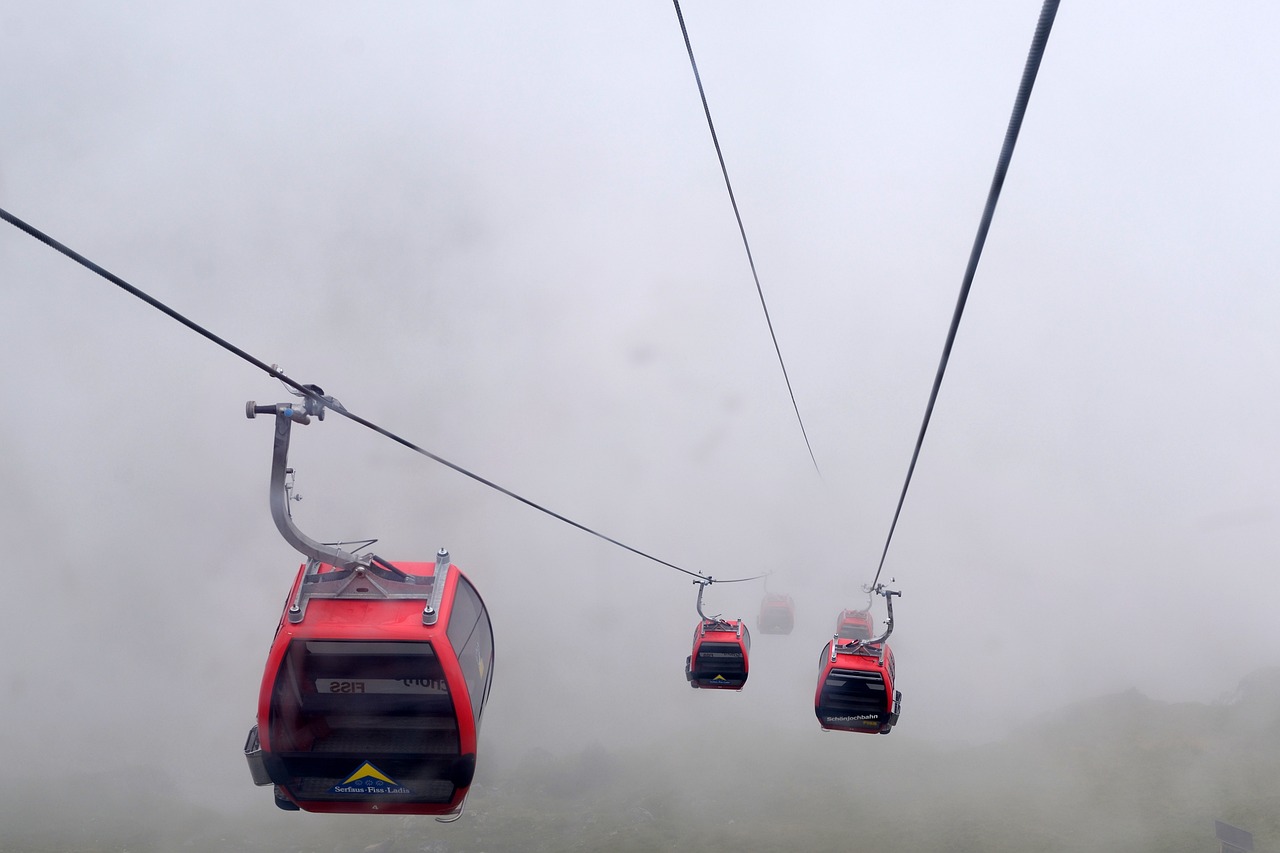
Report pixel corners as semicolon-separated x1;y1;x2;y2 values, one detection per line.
244;551;494;814
757;593;796;635
835;608;874;642
814;628;899;734
685;619;750;690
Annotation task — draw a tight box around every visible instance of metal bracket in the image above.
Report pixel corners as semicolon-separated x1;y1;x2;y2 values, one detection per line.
248;400;366;572
285;558;440;623
248;395;444;624
423;548;451;626
869;584;900;646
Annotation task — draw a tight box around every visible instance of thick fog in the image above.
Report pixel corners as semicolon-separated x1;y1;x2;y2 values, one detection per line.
2;1;1278;849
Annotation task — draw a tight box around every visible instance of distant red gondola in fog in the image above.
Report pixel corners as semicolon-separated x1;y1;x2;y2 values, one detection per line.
685;580;750;689
834;608;874;642
815;587;901;734
242;396;493;817
757;592;795;635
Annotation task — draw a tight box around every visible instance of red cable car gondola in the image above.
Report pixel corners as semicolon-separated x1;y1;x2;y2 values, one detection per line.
685;580;750;689
834;608;874;642
686;618;751;689
756;592;795;635
815;587;901;734
241;396;493;817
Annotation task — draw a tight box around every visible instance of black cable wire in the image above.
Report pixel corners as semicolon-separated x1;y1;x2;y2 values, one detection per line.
0;205;762;583
869;0;1061;590
671;0;822;479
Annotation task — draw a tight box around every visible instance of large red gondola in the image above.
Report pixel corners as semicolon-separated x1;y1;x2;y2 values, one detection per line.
756;592;795;635
242;398;493;816
685;618;751;689
685;581;750;689
246;553;493;814
814;589;901;734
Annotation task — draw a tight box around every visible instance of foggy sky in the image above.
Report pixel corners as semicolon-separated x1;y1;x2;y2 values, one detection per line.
2;0;1278;824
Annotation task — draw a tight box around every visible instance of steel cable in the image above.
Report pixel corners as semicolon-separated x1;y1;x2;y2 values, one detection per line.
0;205;761;583
672;0;823;478
870;0;1061;589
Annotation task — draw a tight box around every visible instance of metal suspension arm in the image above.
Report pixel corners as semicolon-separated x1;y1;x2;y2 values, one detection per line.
868;585;901;646
247;399;366;572
694;579;711;622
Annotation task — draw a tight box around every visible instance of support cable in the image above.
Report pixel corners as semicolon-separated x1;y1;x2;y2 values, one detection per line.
0;205;764;584
869;0;1060;589
672;0;822;478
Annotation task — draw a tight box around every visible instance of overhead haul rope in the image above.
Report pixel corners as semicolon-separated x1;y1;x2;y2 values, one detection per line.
671;0;822;478
0;205;764;585
869;0;1061;590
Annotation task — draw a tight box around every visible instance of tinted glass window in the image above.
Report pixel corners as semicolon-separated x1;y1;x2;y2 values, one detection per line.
271;641;456;736
268;639;462;803
446;575;494;724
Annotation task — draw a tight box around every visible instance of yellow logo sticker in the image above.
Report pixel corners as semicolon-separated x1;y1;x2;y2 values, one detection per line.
329;762;414;796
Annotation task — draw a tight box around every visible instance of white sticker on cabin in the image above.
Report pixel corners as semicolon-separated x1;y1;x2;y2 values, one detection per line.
316;678;449;695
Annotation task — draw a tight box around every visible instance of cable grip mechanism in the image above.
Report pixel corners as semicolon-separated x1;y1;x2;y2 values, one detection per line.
245;384;363;572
